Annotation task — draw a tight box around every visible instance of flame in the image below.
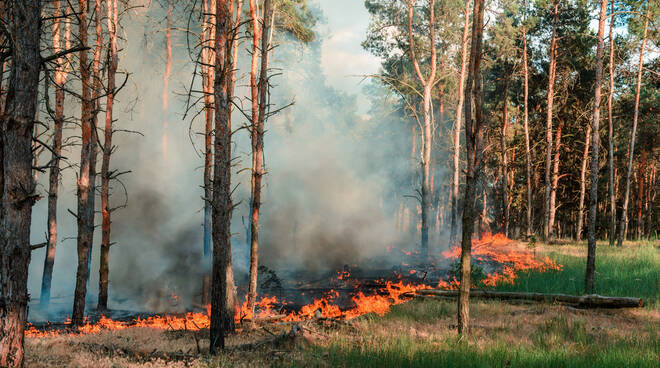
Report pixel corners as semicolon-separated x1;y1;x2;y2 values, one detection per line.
26;233;559;338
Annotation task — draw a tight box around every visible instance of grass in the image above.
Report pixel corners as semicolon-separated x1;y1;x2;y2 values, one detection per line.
24;242;659;367
492;241;660;306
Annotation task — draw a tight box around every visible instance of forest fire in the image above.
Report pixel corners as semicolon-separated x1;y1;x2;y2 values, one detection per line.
25;234;559;338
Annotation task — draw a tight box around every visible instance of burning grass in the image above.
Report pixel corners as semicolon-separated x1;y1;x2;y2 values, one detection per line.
23;241;659;367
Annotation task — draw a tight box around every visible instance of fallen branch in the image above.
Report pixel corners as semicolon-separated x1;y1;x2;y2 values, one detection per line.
414;289;644;308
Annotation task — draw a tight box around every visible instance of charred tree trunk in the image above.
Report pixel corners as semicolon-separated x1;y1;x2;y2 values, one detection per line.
607;0;616;245
72;0;96;326
210;0;237;353
458;0;485;337
543;0;558;241
617;4;649;247
450;0;471;245
585;0;607;294
99;0;119;311
407;0;436;259
522;0;532;238
577;124;592;242
41;1;71;308
0;1;42;366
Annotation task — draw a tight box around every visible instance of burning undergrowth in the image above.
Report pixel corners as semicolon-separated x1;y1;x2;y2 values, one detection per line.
25;234;560;338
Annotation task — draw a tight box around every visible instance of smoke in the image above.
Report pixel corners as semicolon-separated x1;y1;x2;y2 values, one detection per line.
27;0;422;318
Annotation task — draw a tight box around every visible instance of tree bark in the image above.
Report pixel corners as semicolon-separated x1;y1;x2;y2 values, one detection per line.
607;0;616;245
616;4;649;248
202;0;216;263
407;0;436;259
41;1;71;308
210;0;237;353
548;116;562;237
72;0;96;326
585;0;607;294
544;0;558;241
577;124;591;242
522;0;532;238
450;0;471;245
0;1;42;366
458;0;485;337
500;76;509;237
99;0;119;311
247;0;272;324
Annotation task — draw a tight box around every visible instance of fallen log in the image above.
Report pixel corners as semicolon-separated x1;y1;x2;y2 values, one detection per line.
414;289;644;308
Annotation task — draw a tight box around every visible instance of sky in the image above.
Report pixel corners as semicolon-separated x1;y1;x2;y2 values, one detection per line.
316;0;380;113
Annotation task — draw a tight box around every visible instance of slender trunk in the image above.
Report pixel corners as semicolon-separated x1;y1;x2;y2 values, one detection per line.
458;0;485;337
616;4;649;248
0;1;42;366
99;0;119;311
549;116;563;238
450;0;471;245
41;1;71;308
522;0;532;237
247;0;272;323
210;0;236;353
607;0;616;245
544;0;559;241
407;0;436;259
203;0;216;261
72;0;95;326
162;0;172;161
636;152;645;240
585;0;607;294
577;124;592;241
500;77;509;237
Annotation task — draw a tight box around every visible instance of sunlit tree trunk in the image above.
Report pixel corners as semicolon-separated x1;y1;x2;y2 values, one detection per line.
458;0;484;337
607;0;616;245
548;117;562;238
577;124;591;242
0;1;42;366
407;0;436;259
617;3;649;248
99;0;119;311
500;77;509;237
522;0;532;237
543;0;558;241
41;1;71;308
585;0;607;294
72;0;96;326
450;0;471;245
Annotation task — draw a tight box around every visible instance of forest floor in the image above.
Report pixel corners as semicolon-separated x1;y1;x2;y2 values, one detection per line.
24;240;659;368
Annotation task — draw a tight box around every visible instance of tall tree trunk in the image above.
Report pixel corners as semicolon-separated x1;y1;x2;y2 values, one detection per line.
210;0;236;353
577;124;592;241
99;0;119;311
162;0;172;161
407;0;436;259
522;0;532;238
202;0;216;259
458;0;485;337
548;116;563;238
450;0;471;245
607;0;616;245
544;0;558;241
247;0;272;323
616;4;649;248
500;76;509;237
636;152;645;240
72;0;96;326
585;0;607;294
41;1;71;308
0;1;42;366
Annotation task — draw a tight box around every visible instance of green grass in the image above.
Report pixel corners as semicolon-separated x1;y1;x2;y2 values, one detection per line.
492;243;660;306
